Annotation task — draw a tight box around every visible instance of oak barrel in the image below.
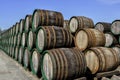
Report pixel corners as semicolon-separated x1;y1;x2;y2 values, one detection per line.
18;47;25;64
15;22;20;34
17;33;22;46
27;30;36;50
19;19;25;33
41;48;87;80
32;9;64;31
69;16;94;33
75;29;105;51
111;20;120;35
24;15;32;32
23;48;32;70
30;49;41;77
15;46;19;61
36;26;73;52
21;32;28;47
105;33;118;47
85;47;119;74
95;22;111;32
63;20;69;30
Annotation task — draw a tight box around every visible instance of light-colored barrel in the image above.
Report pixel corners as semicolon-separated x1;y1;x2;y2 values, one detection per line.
105;33;118;47
30;49;42;77
111;20;120;35
21;32;28;47
41;48;86;80
69;16;94;33
15;46;19;61
75;29;105;51
19;19;25;33
85;47;119;74
17;33;22;46
23;48;32;70
27;30;36;50
36;26;73;52
63;20;69;30
18;47;25;64
15;22;20;34
32;9;64;31
24;15;32;32
95;22;111;32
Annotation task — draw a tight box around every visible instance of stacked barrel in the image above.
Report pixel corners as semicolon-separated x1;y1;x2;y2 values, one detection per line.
0;9;120;80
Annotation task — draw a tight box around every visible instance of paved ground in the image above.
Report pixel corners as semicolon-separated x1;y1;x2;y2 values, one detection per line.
0;50;39;80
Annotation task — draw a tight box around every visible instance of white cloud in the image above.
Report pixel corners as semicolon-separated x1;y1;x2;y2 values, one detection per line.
97;0;120;5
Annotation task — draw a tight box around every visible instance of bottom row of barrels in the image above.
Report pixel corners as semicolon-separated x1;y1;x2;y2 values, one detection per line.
1;46;120;80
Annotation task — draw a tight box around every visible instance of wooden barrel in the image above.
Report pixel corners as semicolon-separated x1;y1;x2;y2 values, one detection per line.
27;30;36;50
13;25;16;35
17;33;22;46
85;47;119;74
75;29;105;51
36;26;73;52
11;47;15;58
15;46;19;61
69;16;94;33
24;15;32;32
41;48;87;80
23;47;32;70
63;20;69;30
32;9;64;31
13;35;17;47
112;46;120;64
95;22;111;32
18;47;25;64
19;19;25;33
105;33;118;47
30;49;41;77
21;32;28;47
15;22;20;34
111;20;120;35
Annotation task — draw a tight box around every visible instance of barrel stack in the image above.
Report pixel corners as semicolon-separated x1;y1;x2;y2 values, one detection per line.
0;9;120;80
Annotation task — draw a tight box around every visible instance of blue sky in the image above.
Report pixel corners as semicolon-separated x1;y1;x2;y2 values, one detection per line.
0;0;120;30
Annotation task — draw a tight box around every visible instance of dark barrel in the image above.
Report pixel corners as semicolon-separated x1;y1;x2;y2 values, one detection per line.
36;26;73;52
95;22;111;32
41;48;87;80
32;9;64;31
69;16;94;33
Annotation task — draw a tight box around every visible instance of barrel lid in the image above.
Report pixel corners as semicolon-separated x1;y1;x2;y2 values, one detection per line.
105;33;113;47
75;30;88;51
95;23;104;32
36;27;46;53
85;50;99;74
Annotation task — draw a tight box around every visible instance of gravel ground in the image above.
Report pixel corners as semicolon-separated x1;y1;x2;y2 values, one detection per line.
0;50;40;80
